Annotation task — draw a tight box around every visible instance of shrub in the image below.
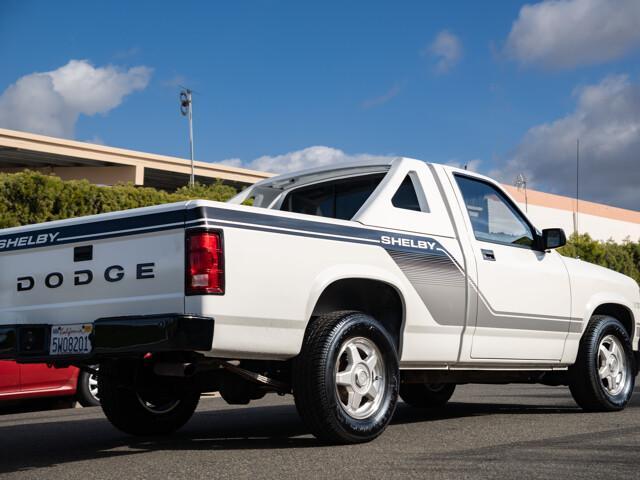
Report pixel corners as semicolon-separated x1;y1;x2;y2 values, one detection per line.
559;233;640;284
0;170;237;229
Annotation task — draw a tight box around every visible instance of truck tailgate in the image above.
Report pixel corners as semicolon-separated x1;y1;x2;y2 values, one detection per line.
0;206;187;327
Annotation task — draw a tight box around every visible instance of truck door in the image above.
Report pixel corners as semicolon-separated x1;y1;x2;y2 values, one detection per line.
452;174;572;361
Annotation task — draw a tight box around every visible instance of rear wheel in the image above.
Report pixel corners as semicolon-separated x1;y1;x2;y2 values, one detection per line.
98;359;200;435
569;315;635;411
400;382;456;408
292;311;399;444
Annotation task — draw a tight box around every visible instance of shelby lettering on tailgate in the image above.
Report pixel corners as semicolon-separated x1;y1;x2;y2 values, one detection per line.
0;232;59;250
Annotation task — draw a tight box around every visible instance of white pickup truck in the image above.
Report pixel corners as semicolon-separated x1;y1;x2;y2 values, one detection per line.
1;157;638;443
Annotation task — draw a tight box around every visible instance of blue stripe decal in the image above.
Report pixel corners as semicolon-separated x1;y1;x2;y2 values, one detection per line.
193;206;449;257
0;204;450;258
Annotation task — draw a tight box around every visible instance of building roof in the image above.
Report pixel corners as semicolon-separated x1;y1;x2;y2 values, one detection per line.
0;127;272;189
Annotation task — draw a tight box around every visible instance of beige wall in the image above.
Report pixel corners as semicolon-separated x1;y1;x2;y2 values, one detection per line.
0;165;144;185
503;185;640;243
0;127;272;185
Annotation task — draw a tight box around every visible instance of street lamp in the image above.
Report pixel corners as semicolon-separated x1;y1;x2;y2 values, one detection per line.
515;173;528;212
180;88;195;187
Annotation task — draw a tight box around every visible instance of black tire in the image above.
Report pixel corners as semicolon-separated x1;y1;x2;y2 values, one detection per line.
98;359;201;435
400;382;455;408
569;315;635;412
76;367;101;407
292;311;399;444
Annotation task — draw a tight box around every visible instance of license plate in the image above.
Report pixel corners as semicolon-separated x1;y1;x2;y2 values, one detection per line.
50;324;93;355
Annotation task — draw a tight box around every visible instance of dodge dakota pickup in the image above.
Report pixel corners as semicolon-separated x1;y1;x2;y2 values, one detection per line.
0;157;638;443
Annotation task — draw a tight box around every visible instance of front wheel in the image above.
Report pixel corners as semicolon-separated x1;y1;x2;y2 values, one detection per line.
569;315;635;411
98;359;201;435
292;311;399;444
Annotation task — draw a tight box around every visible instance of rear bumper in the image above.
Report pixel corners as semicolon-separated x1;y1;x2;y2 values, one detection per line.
0;314;214;363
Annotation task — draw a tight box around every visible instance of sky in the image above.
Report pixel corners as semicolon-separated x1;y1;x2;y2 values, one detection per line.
1;0;640;210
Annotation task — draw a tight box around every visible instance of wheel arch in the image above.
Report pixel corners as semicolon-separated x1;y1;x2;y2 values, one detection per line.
309;277;406;356
591;303;635;343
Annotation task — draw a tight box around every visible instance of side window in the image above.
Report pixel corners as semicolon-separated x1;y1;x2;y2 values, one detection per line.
281;173;385;220
392;175;422;212
455;175;535;248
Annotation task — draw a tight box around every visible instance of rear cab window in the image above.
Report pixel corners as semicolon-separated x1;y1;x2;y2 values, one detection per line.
280;173;386;220
392;174;423;212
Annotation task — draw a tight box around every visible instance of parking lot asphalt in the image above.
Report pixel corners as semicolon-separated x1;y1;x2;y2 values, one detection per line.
1;382;639;479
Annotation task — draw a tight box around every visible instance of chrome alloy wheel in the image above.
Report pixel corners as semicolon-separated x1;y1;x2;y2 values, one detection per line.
598;334;628;396
136;393;181;414
335;336;385;420
88;368;100;401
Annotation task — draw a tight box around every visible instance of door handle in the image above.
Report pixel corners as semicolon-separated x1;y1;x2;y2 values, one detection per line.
481;249;496;261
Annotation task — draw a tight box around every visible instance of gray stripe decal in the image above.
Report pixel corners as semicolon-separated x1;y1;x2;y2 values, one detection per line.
570;322;584;333
388;233;580;333
476;300;576;333
434;233;581;326
388;250;466;327
427;163;470;358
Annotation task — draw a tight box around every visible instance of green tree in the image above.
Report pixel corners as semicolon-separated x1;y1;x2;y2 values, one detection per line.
559;233;640;284
0;170;237;229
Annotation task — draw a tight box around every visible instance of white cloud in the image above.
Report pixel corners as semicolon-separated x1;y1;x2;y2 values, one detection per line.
427;30;462;74
221;146;396;174
162;74;188;88
84;135;105;145
0;60;152;138
361;82;403;109
505;0;640;69
495;74;640;210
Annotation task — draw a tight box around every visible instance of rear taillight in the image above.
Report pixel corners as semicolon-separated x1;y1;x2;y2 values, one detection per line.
186;231;224;295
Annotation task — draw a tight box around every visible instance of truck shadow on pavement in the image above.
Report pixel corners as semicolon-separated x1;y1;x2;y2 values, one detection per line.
0;395;606;475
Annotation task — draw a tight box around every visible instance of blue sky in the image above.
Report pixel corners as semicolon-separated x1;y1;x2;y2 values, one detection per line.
1;0;640;209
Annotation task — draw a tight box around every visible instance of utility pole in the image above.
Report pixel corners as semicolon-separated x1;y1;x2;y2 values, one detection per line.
515;174;528;212
180;88;195;187
575;138;580;235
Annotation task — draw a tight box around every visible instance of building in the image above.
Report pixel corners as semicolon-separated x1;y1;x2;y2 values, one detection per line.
505;185;640;244
0;127;638;242
0;128;271;190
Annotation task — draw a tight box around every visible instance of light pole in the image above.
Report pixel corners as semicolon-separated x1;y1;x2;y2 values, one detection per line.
575;138;580;235
180;88;195;187
515;173;528;212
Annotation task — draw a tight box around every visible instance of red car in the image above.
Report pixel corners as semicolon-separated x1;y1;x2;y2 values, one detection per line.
0;361;99;406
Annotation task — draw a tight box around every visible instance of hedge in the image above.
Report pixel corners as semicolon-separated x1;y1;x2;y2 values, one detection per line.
1;171;638;284
0;170;237;229
558;233;640;284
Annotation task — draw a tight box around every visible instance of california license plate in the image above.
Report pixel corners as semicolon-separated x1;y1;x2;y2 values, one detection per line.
50;324;93;355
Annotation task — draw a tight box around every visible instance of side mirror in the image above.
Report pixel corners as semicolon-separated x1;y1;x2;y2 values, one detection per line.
540;228;566;250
